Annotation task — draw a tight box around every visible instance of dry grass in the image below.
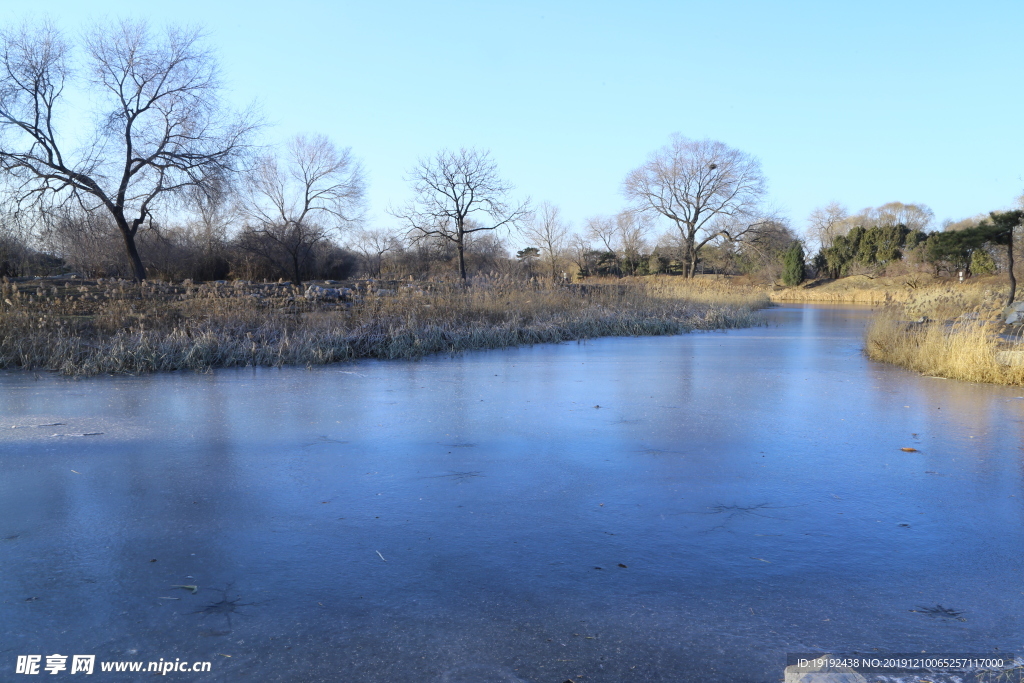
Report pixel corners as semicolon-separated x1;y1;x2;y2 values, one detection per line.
864;287;1024;385
770;273;1010;306
0;276;768;376
641;274;773;307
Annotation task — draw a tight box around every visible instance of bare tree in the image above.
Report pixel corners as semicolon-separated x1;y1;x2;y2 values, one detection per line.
582;210;651;276
519;201;571;282
941;215;984;232
585;215;618;253
0;210;34;276
0;20;257;281
240;134;364;287
392;148;529;281
874;202;933;232
737;218;798;282
353;227;399;278
686;211;782;273
567;232;595;279
185;180;234;256
584;215;621;275
616;210;651;275
38;204;125;276
806;201;848;251
833;201;934;236
624;135;765;277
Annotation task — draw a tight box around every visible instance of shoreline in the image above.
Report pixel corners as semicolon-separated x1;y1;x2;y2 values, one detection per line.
0;277;768;376
7;271;1017;383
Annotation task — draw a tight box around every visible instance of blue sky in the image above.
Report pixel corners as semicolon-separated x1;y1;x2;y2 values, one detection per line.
4;0;1023;241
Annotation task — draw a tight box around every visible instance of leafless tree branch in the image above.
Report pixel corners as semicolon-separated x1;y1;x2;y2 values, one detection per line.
624;134;765;277
239;133;364;287
391;148;529;281
0;19;260;280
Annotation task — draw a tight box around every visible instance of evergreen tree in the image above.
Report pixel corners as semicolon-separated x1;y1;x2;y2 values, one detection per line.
976;210;1022;302
782;241;806;286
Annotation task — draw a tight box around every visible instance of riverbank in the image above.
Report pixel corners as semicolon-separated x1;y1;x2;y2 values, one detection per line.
768;272;1009;306
0;276;768;376
694;272;1024;385
863;294;1024;385
762;273;1024;385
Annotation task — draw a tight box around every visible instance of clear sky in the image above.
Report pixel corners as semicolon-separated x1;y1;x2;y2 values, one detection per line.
3;0;1023;241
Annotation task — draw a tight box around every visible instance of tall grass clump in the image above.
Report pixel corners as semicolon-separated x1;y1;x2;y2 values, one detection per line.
770;273;1010;306
0;276;768;376
865;288;1024;384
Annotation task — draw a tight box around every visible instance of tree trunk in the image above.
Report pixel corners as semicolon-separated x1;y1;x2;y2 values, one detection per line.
679;245;691;278
687;249;699;278
115;218;147;282
292;252;303;289
682;234;697;278
1008;227;1016;304
457;238;467;281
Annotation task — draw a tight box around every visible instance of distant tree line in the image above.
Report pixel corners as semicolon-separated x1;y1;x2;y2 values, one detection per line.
0;20;789;287
804;199;1023;297
1;19;1019;294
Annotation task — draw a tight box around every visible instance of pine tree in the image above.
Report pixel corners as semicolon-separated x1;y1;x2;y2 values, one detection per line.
782;241;806;287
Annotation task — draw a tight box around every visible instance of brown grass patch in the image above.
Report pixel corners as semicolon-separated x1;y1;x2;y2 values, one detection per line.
864;287;1024;385
0;276;768;376
770;273;1009;306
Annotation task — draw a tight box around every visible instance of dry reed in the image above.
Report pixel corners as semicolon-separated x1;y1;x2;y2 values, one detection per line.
0;276;768;376
864;287;1024;385
770;273;1010;306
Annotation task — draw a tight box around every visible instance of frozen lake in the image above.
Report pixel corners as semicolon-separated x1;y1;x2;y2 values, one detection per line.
2;304;1022;682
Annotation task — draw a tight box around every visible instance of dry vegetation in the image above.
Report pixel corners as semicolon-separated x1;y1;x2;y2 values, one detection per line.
767;273;1008;306
0;275;768;376
689;271;1024;386
762;271;1024;385
863;278;1024;384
